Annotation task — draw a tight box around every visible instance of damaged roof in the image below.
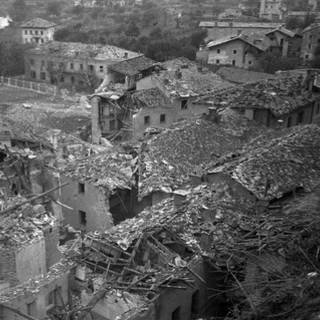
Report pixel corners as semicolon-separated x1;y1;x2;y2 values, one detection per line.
19;17;57;28
27;41;142;61
124;87;174;110
155;57;236;98
199;21;282;28
108;56;155;76
60;150;136;190
0;200;57;249
265;25;296;38
230;75;317;117
138;109;269;198
216;67;276;84
207;125;320;200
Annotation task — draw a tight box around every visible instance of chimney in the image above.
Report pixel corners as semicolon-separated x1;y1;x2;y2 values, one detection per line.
199;44;204;51
173;190;189;208
124;52;128;59
237;29;242;36
197;65;203;72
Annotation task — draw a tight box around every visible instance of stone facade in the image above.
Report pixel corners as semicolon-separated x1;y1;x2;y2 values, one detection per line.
301;24;320;62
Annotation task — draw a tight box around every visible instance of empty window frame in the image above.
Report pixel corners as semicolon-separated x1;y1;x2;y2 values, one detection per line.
233;50;237;54
216;59;220;64
110;119;116;130
89;65;94;72
172;307;181;320
217;49;220;53
79;210;87;226
181;99;188;109
78;182;85;194
144;116;150;125
99;65;104;72
191;290;200;314
70;63;74;70
160;114;166;123
232;60;236;66
40;72;46;80
27;301;36;316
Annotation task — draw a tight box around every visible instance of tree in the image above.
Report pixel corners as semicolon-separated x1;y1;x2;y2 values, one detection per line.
9;0;27;22
125;21;140;40
47;1;62;16
286;16;303;30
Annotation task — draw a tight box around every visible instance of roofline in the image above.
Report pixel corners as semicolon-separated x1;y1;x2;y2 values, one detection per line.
207;36;264;51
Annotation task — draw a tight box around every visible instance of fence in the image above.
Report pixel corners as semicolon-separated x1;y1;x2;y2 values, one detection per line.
0;76;58;96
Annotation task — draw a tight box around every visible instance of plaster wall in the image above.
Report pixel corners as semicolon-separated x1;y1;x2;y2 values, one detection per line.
60;175;113;232
43;226;63;270
15;238;47;284
301;26;320;61
207;40;259;69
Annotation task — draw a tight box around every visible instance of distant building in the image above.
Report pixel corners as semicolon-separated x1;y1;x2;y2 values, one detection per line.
20;17;57;44
259;0;285;20
301;23;320;62
199;21;282;42
196;33;264;69
24;41;142;88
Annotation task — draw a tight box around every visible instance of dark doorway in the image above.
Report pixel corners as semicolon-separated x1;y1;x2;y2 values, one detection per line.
172;307;180;320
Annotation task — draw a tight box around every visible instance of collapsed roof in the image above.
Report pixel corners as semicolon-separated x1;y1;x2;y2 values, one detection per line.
137;109;269;198
207;124;320;200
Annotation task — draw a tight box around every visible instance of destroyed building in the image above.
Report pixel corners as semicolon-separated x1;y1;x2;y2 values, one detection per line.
90;87;176;143
136;109;269;207
206;124;320;203
230;73;320;128
58;149;138;232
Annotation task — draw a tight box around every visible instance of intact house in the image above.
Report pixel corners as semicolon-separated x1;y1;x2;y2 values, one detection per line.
196;33;265;69
96;55;154;91
259;0;285;20
301;23;320;62
135;57;236;119
199;21;282;43
90;87;175;143
57;150;140;232
205;124;320;205
230;72;320;128
24;41;143;90
19;17;57;45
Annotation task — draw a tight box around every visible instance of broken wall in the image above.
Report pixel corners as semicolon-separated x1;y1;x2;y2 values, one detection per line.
15;238;47;284
0;249;18;287
60;175;114;232
0;271;70;320
43;226;63;270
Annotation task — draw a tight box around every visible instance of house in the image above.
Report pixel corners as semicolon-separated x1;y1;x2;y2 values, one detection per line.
97;55;154;91
230;73;320;128
58;149;137;232
259;0;285;20
199;21;282;43
206;124;320;202
19;17;57;45
301;23;320;62
136;109;269;206
136;57;236;117
90;87;175;143
24;41;142;89
196;33;265;69
264;25;302;57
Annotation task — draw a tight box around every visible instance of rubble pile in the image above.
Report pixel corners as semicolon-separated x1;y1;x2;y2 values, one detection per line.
61;149;137;190
0;199;56;249
138;109;269;198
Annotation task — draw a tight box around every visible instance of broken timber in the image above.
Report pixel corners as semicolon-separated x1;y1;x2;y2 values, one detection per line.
0;303;39;320
0;182;69;215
